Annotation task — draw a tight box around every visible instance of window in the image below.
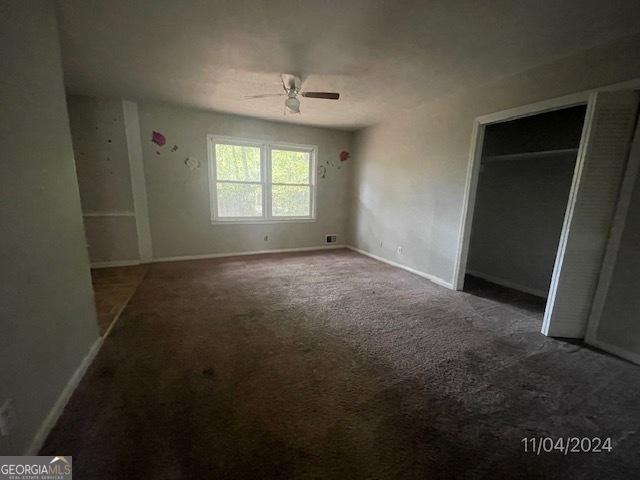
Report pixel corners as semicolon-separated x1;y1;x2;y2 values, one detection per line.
271;149;312;217
208;136;316;223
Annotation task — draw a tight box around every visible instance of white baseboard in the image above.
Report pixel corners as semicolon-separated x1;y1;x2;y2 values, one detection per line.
25;337;104;455
91;259;141;269
152;244;346;263
466;269;548;298
346;246;454;289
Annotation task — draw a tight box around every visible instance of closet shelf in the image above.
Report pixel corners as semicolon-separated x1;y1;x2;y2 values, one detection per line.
482;148;579;163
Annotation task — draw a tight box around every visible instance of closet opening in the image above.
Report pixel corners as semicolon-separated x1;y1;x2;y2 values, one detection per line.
462;105;587;325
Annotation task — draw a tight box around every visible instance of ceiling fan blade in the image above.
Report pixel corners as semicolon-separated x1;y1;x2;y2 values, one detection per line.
301;92;340;100
244;93;285;99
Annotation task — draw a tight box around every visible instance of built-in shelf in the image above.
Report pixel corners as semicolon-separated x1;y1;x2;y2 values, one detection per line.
83;211;135;217
482;148;579;163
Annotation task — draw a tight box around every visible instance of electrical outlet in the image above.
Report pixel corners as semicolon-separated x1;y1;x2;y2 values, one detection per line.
326;234;337;244
397;246;403;255
0;399;17;436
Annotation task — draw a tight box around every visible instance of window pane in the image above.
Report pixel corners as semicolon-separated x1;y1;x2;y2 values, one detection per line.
217;182;262;217
272;185;311;217
215;143;261;182
271;149;310;184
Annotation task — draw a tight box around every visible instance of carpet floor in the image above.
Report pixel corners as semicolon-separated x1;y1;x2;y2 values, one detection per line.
41;249;640;479
91;265;148;335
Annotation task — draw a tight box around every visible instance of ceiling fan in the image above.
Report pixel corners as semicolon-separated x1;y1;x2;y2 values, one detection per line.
245;74;340;114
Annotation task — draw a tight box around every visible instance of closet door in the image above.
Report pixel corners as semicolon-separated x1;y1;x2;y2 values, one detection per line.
585;117;640;363
542;90;639;338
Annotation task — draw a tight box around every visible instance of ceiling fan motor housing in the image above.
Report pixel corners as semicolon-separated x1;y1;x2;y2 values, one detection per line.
285;94;300;113
246;73;338;114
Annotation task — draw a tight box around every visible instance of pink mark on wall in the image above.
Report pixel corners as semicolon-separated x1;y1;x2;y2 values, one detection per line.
339;150;350;162
151;131;166;146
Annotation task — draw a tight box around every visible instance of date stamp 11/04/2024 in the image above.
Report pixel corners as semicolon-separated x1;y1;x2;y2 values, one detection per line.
522;437;613;455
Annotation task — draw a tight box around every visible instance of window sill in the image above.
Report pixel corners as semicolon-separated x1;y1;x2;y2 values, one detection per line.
211;218;317;225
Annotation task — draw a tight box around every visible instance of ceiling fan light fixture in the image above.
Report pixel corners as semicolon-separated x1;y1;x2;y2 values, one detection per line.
245;73;339;115
285;96;300;113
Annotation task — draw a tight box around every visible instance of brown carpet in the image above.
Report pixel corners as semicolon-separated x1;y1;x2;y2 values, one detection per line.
41;249;640;479
91;265;148;335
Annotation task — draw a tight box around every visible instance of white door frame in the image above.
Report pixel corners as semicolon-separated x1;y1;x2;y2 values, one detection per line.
452;78;640;337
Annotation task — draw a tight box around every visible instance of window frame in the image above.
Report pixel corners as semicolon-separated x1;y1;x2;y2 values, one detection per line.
207;135;317;224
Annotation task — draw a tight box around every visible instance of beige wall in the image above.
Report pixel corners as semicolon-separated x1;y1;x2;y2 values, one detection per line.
467;155;576;296
68;96;134;212
137;102;353;258
0;1;98;454
350;33;640;286
82;215;140;263
67;95;140;264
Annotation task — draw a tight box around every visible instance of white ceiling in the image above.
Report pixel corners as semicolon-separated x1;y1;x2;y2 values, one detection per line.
55;0;640;131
